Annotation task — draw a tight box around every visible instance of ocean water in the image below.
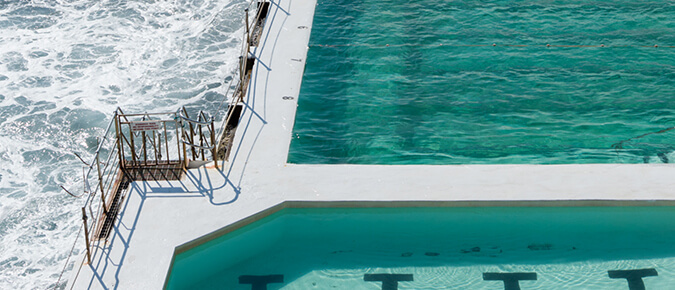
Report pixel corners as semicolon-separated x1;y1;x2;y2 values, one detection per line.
167;207;675;289
0;0;245;288
289;0;675;164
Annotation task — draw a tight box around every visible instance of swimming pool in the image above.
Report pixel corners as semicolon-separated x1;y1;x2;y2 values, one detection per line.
165;206;675;289
288;0;675;164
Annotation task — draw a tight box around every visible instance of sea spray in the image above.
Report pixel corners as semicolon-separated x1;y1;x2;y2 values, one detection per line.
0;0;245;288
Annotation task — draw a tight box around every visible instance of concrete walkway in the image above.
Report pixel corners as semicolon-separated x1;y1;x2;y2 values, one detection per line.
69;0;675;288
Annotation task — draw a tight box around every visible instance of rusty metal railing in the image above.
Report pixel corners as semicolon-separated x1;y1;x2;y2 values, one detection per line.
74;107;216;265
64;3;271;279
78;108;124;264
115;110;184;168
215;1;271;160
177;107;217;168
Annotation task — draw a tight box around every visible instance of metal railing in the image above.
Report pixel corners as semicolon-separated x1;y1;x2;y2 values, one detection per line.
78;108;124;264
215;0;271;159
76;107;216;264
178;107;217;168
62;4;272;285
116;110;184;168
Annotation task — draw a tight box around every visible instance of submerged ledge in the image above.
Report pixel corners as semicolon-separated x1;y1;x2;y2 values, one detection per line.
171;199;675;257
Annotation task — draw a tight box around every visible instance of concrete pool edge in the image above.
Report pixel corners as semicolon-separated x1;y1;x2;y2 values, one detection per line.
67;0;675;288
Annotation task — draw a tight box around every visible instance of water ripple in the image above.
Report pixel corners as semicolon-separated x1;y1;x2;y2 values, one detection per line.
291;0;675;164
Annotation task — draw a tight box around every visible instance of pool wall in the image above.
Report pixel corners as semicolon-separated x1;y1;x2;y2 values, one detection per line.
165;204;675;289
171;200;675;259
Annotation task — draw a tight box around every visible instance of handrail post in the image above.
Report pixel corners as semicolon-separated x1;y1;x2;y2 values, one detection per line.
155;130;161;165
177;114;187;167
141;130;148;165
129;123;137;165
82;207;92;265
95;138;107;214
184;110;197;160
115;113;124;170
164;122;170;164
198;113;205;160
245;8;250;49
243;8;250;85
211;116;218;169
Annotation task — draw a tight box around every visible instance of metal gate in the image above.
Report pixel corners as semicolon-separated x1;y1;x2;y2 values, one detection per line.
116;111;185;181
115;107;217;180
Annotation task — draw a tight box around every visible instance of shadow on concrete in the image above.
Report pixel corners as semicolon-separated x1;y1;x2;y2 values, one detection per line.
78;1;294;288
79;164;238;289
221;0;293;190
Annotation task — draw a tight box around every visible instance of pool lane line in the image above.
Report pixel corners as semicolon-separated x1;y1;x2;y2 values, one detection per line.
310;43;675;48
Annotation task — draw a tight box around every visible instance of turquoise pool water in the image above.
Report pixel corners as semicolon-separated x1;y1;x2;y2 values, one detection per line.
166;206;675;289
288;0;675;164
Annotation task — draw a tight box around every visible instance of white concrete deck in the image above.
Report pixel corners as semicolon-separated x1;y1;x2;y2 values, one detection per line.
69;0;675;288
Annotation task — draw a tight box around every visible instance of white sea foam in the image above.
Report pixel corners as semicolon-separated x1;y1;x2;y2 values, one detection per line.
0;0;245;288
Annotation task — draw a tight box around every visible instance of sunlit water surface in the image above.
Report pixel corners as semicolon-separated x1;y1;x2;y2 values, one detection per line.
289;0;675;164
